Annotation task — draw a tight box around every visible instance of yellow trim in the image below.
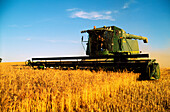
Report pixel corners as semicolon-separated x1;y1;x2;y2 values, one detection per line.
118;51;140;54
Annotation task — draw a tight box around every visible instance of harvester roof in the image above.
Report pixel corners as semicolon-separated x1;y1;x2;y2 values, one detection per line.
81;26;119;33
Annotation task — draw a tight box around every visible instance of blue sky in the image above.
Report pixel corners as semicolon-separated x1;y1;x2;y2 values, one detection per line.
0;0;170;63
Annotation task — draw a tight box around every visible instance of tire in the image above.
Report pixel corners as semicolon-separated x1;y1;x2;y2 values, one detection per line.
153;63;160;79
147;63;160;80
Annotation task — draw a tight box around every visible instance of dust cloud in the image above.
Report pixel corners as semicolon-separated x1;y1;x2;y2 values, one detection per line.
149;50;170;68
140;43;170;68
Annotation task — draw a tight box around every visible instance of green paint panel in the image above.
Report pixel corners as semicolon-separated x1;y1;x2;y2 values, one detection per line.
121;39;139;54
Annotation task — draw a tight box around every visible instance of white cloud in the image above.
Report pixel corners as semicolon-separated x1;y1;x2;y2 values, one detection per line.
122;0;135;9
26;38;31;41
37;18;53;23
66;8;79;11
8;24;32;28
8;24;18;28
69;40;79;44
123;2;129;9
23;25;32;27
47;40;79;44
70;10;115;21
47;40;57;43
105;11;112;14
113;10;119;13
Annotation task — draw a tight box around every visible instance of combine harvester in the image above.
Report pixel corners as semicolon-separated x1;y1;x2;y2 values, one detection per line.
26;26;160;80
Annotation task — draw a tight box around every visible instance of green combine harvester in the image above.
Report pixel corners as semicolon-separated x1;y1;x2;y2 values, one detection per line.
26;26;160;80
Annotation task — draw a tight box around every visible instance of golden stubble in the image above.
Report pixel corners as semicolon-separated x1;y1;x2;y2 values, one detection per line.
0;63;169;111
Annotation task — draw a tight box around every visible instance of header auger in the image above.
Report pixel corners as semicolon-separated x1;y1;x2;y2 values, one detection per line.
25;25;160;80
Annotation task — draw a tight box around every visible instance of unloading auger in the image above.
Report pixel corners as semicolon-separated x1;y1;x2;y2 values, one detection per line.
25;25;160;80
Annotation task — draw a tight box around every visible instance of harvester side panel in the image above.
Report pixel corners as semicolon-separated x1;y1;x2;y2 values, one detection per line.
122;39;139;54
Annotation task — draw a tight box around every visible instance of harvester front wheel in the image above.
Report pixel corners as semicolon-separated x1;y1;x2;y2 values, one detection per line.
147;63;160;80
153;63;160;79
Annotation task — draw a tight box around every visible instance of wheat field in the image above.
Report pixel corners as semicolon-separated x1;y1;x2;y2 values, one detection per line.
0;62;169;112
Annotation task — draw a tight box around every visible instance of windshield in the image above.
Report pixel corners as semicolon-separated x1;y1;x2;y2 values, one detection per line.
88;31;113;55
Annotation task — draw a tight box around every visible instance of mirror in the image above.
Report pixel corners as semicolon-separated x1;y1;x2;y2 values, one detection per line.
82;36;83;42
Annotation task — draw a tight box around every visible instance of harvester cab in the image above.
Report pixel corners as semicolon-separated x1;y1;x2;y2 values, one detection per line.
81;26;148;56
